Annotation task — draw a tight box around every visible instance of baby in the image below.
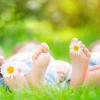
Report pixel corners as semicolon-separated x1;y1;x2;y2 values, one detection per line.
57;38;100;87
69;38;100;86
48;38;100;87
11;41;71;85
0;43;51;89
0;41;71;89
1;38;100;89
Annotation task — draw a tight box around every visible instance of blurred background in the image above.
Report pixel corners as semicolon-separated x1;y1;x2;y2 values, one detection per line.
0;0;100;61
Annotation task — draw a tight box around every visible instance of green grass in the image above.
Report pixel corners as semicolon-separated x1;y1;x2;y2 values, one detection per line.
0;85;100;100
0;20;99;59
0;19;100;100
1;25;100;62
0;19;99;58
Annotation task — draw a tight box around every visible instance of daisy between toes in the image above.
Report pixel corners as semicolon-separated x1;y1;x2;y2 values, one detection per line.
1;61;30;79
70;40;83;56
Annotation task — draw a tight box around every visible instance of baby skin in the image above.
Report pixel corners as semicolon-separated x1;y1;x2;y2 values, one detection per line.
1;43;50;89
70;38;100;87
1;39;100;89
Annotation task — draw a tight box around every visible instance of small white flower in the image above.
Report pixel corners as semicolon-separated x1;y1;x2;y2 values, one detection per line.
1;61;31;78
1;62;17;78
70;41;83;56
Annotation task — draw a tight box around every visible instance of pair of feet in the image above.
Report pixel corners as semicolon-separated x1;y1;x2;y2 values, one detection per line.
0;38;97;89
2;43;50;89
56;38;91;86
70;38;91;86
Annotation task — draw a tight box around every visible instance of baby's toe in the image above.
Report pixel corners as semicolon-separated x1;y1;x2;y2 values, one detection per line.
83;47;91;57
41;42;49;53
32;47;43;60
32;53;38;60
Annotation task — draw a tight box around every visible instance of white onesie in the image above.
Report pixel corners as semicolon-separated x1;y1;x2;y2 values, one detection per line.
2;53;72;86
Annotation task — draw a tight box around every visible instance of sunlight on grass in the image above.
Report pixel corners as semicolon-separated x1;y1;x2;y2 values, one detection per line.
0;85;100;100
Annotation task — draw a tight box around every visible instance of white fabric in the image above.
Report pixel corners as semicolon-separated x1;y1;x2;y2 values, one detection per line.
2;53;72;86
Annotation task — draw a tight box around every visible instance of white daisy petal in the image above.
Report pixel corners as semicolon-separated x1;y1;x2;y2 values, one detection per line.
1;62;17;78
1;60;31;79
70;41;83;56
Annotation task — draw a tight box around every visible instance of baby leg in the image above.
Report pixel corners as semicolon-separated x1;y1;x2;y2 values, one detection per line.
84;65;100;85
26;43;51;86
70;38;90;87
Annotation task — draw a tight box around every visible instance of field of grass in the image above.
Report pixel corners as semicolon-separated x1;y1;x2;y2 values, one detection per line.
0;19;100;100
0;85;100;100
0;19;100;62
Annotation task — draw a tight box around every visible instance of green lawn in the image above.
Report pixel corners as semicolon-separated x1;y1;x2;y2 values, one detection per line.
0;85;100;100
0;19;100;100
1;20;100;62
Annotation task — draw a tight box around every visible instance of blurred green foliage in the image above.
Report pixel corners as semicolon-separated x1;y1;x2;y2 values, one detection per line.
1;0;100;27
0;0;100;60
0;1;100;98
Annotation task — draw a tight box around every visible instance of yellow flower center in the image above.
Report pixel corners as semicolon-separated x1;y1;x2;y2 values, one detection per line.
7;66;14;74
74;45;79;51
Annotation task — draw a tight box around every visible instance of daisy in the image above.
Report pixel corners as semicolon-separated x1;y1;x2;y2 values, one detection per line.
70;41;83;56
1;61;31;78
1;62;17;78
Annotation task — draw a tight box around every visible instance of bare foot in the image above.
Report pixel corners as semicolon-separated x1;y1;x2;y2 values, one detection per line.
56;61;71;83
4;71;28;90
26;43;50;86
70;38;91;87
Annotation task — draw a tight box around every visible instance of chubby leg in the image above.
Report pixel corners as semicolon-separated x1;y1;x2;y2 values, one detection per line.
3;43;50;89
26;43;51;86
70;38;90;87
84;65;100;85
